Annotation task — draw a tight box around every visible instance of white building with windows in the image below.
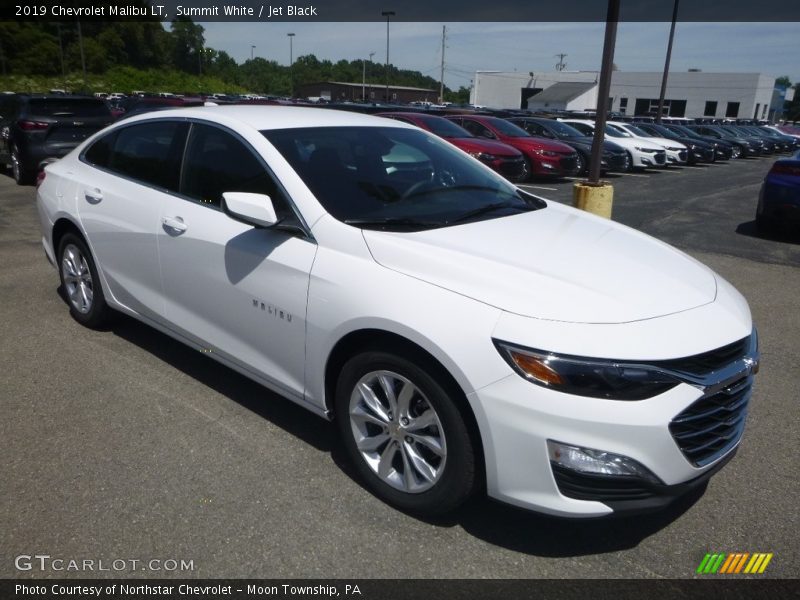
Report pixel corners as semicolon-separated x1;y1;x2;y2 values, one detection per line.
471;70;778;120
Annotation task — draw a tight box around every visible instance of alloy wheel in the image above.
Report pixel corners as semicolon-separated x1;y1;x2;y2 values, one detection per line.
11;147;21;183
61;243;94;314
348;370;447;494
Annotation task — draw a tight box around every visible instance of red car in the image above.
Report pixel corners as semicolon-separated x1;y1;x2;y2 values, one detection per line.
376;112;527;182
445;114;579;179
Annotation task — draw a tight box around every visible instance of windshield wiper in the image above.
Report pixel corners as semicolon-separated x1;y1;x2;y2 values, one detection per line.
344;217;441;231
448;201;530;224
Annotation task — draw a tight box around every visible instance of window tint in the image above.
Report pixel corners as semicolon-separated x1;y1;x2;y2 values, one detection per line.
107;121;186;191
461;120;492;137
181;124;289;217
84;131;117;168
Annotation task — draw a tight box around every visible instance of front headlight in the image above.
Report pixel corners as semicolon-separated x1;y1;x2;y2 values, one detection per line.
493;340;680;400
535;149;560;157
667;146;683;151
468;151;496;161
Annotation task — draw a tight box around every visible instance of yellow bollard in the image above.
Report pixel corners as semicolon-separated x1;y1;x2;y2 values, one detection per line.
573;182;614;219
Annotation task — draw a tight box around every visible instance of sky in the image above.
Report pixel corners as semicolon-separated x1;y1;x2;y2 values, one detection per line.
200;22;800;91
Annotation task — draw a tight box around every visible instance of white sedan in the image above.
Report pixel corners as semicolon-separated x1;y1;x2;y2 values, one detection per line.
607;121;689;165
37;106;759;517
561;118;668;169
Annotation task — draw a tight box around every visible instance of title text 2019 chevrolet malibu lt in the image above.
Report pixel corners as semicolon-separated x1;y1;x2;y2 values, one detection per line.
37;106;759;517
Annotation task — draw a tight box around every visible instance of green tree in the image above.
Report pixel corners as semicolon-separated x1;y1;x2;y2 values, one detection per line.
170;17;205;74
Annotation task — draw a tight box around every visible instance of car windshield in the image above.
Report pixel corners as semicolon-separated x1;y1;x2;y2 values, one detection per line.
670;125;697;137
647;124;675;138
539;120;585;139
621;124;651;137
604;125;629;138
419;116;474;138
263;126;543;231
486;118;531;138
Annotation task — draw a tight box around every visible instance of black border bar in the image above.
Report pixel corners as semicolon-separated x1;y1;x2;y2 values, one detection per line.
2;579;797;600
5;0;800;22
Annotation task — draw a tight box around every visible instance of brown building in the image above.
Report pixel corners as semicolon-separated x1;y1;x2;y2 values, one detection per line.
295;81;437;103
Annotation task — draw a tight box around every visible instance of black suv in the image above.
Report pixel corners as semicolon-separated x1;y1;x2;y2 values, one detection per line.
0;94;113;184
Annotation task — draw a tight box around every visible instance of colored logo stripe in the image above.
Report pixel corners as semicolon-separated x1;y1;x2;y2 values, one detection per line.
698;552;773;574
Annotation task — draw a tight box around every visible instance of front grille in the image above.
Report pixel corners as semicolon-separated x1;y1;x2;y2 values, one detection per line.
669;375;752;467
678;150;688;161
654;151;666;164
560;155;578;171
496;157;525;179
552;464;654;501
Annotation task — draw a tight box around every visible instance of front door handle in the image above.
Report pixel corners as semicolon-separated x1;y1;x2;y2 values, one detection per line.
84;188;103;204
162;215;187;233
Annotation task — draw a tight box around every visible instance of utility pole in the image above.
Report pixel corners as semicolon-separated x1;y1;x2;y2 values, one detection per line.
656;0;680;123
381;11;395;103
439;25;446;104
587;0;619;184
555;53;567;71
251;45;256;60
287;33;295;97
56;23;66;89
362;58;366;101
76;18;86;90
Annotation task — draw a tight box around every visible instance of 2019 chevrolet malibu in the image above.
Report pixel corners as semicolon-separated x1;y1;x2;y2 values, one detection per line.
37;106;759;517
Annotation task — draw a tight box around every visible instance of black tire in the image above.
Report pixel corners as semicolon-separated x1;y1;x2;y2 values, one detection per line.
11;144;34;185
574;152;587;175
519;157;532;182
335;349;476;516
731;145;742;159
625;151;634;172
57;232;114;328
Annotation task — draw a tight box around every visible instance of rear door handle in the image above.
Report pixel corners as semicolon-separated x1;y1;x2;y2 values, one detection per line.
84;188;103;204
162;215;187;233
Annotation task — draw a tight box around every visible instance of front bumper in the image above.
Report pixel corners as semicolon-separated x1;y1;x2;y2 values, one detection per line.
470;303;756;517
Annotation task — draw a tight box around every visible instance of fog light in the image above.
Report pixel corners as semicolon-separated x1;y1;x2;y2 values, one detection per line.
547;440;661;483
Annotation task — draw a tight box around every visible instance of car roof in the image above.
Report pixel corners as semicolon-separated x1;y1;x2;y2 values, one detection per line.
121;105;411;131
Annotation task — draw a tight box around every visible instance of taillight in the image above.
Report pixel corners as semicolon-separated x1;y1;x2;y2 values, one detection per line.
35;170;46;188
18;119;49;131
770;162;800;176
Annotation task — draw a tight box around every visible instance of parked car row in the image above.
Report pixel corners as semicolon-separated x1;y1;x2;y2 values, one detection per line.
3;91;798;187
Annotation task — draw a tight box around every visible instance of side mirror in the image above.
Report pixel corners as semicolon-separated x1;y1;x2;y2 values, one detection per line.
482;131;497;140
222;192;278;228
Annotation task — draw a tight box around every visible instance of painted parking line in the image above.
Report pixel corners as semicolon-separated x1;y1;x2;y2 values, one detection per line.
519;184;559;191
619;172;650;178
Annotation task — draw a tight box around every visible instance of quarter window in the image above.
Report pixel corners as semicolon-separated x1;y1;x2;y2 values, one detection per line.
106;121;186;191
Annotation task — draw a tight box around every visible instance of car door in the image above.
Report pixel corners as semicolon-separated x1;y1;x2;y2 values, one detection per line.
157;121;317;399
76;120;188;320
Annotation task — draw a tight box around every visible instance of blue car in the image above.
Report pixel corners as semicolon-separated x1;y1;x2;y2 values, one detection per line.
756;150;800;233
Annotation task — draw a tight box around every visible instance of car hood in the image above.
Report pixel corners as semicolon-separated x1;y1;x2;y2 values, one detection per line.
501;136;575;153
447;137;522;157
362;203;717;324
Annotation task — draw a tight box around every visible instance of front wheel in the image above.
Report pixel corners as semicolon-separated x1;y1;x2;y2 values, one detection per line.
574;152;587;175
335;350;476;515
731;145;742;159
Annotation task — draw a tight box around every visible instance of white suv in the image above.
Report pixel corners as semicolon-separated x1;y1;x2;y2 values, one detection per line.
37;106;759;517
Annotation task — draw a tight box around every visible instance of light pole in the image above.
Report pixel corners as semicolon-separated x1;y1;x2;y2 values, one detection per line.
251;45;256;60
381;11;395;103
287;32;295;98
656;0;680;123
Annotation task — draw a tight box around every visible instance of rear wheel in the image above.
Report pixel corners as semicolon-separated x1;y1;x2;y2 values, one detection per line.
11;144;34;185
624;151;634;171
335;350;476;515
57;233;113;328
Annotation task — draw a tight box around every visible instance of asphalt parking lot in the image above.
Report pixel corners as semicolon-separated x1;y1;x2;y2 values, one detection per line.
1;156;798;580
